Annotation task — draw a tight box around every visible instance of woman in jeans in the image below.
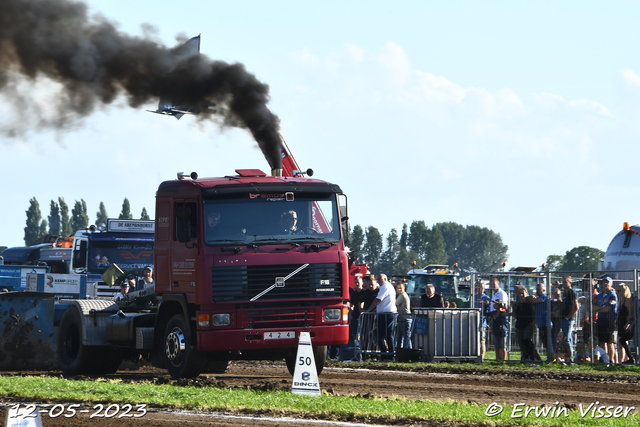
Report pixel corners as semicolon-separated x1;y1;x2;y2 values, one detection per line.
550;287;563;345
395;281;412;349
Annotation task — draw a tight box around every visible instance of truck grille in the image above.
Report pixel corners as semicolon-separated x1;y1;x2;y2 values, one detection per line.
211;263;342;302
239;308;316;329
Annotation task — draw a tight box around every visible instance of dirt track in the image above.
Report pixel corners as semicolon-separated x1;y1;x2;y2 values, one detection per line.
2;361;640;426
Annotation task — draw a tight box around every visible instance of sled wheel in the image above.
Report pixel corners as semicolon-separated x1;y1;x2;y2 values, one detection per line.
58;307;94;374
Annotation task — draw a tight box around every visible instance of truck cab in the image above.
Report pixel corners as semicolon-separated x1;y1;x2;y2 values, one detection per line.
71;219;154;297
0;243;71;291
406;264;467;308
151;169;350;377
52;170;351;379
507;266;545;295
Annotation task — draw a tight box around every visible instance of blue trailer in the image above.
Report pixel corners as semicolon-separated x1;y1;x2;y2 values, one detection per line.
0;219;153;371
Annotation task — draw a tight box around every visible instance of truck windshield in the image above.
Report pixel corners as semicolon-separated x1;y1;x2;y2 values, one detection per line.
87;239;154;274
203;193;341;245
406;275;457;297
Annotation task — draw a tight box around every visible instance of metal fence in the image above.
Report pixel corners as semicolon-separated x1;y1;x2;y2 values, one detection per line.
412;308;482;362
348;270;639;365
469;270;639;365
347;269;639;365
355;309;482;362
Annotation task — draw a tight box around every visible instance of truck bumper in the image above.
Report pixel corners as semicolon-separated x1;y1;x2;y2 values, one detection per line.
197;324;348;351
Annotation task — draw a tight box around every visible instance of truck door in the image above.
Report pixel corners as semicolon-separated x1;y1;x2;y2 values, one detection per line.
172;201;198;294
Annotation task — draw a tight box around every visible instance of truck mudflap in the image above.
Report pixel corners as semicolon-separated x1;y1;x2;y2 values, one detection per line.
0;292;57;369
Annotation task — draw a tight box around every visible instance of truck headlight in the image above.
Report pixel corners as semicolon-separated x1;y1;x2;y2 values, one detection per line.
212;313;231;326
323;308;341;321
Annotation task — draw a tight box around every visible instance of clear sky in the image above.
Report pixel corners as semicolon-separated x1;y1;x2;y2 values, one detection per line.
1;0;639;269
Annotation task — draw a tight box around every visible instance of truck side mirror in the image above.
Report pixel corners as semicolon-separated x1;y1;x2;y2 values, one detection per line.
341;216;350;242
339;195;349;242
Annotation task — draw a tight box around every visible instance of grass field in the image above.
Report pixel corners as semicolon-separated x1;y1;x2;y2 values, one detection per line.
329;357;640;375
1;364;638;427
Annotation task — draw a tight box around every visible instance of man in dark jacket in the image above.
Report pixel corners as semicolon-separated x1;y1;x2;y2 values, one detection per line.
420;284;444;308
349;276;364;341
361;275;379;311
561;275;579;362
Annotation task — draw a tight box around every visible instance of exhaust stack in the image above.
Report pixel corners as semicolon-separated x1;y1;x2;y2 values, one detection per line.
271;169;282;177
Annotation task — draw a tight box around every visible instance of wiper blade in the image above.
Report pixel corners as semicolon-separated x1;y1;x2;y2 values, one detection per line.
253;238;300;247
212;239;257;249
290;237;336;245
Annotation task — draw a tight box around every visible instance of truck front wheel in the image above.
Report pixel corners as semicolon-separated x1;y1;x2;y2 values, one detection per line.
163;314;206;379
206;359;229;374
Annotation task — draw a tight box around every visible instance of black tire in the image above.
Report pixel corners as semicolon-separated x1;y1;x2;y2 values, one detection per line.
95;348;123;375
58;307;120;375
206;359;229;374
285;354;296;376
163;314;206;379
313;345;327;375
285;345;327;376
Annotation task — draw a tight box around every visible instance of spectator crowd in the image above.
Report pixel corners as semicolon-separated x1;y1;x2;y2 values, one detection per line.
342;272;636;365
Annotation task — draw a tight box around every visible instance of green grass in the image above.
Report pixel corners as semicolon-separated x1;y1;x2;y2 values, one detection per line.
0;374;638;426
329;357;640;375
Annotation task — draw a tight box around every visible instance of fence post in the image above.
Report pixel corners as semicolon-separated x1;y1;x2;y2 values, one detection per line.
635;269;639;366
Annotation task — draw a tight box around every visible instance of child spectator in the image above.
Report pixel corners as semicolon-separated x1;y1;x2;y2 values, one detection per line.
574;340;591;363
593;340;610;364
553;331;572;363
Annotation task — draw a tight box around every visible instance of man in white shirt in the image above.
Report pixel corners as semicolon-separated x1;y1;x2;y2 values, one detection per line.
489;278;509;361
366;273;398;360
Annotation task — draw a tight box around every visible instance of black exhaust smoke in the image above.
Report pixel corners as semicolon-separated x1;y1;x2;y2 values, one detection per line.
0;0;282;167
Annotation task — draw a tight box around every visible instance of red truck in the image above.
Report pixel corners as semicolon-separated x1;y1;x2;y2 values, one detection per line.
55;160;352;379
151;165;351;377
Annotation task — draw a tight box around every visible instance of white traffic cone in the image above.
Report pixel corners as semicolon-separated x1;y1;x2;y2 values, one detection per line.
291;331;321;396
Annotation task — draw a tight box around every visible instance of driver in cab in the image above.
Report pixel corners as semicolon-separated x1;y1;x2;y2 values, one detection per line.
206;211;222;237
281;210;304;235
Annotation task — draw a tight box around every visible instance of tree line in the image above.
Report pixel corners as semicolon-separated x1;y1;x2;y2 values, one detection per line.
348;221;606;277
348;221;509;277
24;197;150;245
23;199;605;272
544;246;605;272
